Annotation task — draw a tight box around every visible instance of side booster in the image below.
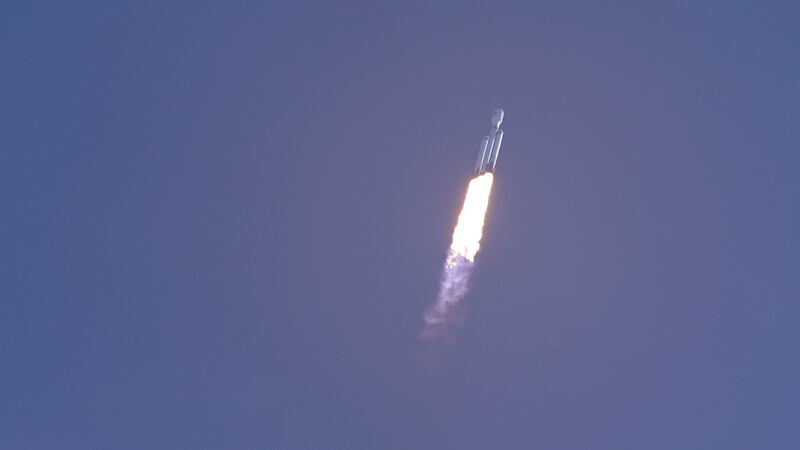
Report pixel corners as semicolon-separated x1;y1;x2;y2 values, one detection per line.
474;108;504;175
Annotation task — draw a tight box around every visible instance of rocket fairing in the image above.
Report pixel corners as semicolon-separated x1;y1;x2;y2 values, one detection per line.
474;108;505;176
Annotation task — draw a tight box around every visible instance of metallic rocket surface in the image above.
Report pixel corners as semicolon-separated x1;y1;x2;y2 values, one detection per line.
474;108;504;175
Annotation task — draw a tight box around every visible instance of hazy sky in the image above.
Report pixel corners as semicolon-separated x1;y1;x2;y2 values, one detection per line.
2;1;799;448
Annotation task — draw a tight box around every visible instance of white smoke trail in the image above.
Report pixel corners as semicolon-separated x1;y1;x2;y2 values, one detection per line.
422;173;494;341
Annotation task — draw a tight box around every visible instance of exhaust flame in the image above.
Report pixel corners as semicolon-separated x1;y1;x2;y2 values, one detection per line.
449;173;494;262
422;173;494;341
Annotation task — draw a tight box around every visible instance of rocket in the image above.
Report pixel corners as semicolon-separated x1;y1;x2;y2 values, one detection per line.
474;108;504;175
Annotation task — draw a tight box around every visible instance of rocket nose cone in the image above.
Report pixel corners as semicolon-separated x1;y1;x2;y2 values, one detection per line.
491;108;504;128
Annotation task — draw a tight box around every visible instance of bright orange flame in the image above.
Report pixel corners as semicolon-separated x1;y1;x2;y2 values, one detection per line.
448;173;494;263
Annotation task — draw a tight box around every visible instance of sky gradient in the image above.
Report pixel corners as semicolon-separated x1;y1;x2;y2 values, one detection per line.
2;1;799;448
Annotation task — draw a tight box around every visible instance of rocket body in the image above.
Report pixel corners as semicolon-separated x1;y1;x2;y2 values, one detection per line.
473;108;505;175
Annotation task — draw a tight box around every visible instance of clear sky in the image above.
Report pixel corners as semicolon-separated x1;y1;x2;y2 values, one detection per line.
2;1;799;449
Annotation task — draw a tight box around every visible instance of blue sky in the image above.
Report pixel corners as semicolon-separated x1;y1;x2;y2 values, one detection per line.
2;1;799;448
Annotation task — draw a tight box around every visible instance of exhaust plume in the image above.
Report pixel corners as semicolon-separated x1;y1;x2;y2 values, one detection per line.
422;173;494;341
